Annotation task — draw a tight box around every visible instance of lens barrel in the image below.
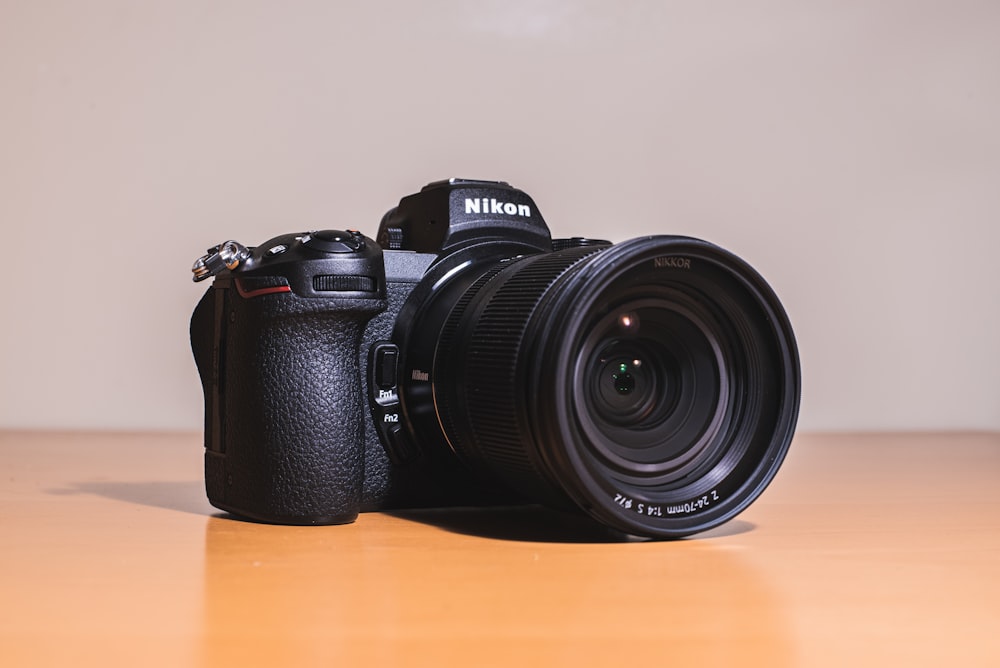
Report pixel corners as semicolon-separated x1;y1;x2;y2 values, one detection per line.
431;236;800;538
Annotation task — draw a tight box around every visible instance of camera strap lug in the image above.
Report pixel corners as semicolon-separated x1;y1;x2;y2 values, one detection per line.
192;241;251;282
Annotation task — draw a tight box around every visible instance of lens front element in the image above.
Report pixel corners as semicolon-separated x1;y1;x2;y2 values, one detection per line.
578;297;729;479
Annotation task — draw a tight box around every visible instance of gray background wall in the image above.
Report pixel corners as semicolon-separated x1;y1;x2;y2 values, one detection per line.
2;0;998;432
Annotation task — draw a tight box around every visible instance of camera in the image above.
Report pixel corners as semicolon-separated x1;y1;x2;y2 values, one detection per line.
189;178;800;539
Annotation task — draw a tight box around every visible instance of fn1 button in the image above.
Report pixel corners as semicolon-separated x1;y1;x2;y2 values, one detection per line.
374;344;398;390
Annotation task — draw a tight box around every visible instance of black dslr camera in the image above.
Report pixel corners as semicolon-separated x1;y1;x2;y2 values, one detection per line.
189;178;799;539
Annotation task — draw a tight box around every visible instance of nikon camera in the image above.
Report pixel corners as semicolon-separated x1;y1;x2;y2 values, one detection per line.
189;178;800;539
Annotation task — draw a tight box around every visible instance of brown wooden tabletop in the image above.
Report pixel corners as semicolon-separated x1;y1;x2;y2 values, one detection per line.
1;430;997;667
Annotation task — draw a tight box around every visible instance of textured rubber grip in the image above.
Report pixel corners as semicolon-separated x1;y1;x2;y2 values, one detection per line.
207;285;385;524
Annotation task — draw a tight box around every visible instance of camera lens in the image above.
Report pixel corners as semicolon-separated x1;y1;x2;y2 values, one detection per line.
430;236;799;539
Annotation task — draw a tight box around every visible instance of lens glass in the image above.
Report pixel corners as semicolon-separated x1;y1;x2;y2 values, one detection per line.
576;292;729;480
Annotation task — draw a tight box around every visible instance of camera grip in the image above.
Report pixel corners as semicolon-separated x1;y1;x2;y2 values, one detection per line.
207;288;384;524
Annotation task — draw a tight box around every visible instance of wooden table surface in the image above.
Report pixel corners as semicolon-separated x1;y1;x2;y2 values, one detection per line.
1;430;997;667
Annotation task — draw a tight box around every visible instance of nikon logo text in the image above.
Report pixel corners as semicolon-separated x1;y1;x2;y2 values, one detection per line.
655;257;691;269
464;198;531;217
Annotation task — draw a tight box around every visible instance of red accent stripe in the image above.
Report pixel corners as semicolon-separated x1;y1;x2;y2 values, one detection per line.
234;279;292;299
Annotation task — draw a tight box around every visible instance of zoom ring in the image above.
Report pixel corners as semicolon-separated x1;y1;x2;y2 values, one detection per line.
434;246;605;500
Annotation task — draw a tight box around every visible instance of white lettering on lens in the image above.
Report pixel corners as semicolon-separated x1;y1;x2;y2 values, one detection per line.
411;369;429;381
614;489;720;516
614;493;633;510
664;490;720;515
464;198;531;217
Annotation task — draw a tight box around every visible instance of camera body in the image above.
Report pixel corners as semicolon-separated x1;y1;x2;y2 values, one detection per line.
190;178;801;538
191;179;564;524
